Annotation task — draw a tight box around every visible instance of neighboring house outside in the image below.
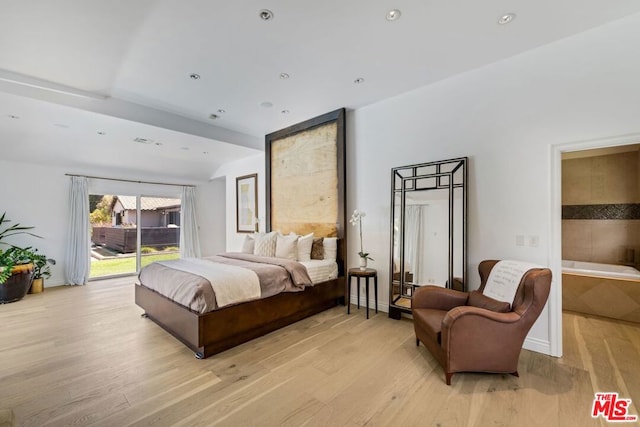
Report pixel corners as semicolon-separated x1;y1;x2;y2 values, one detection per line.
111;196;181;227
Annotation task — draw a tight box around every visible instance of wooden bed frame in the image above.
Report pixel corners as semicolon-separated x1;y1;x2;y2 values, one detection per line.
136;108;347;359
135;242;345;359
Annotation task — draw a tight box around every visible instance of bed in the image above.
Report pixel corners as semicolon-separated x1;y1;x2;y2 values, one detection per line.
135;108;347;358
135;240;345;358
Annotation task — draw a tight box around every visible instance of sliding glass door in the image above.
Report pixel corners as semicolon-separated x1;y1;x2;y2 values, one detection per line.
89;194;181;279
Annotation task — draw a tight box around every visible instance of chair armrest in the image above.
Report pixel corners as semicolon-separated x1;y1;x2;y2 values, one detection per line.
440;307;526;374
412;285;469;311
443;306;520;327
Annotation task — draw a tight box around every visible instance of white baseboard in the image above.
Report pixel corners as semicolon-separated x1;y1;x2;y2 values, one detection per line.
523;336;552;356
348;293;389;313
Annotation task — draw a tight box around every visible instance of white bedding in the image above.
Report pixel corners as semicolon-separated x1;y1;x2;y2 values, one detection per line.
157;258;260;308
299;259;339;284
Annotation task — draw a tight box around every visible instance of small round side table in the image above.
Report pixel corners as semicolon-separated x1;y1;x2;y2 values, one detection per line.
347;268;378;319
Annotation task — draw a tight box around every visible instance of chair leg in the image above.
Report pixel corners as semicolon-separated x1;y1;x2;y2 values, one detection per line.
445;372;453;385
416;338;420;346
511;371;519;378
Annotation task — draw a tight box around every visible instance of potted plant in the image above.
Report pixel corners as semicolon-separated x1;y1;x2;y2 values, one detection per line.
29;249;56;294
0;212;41;303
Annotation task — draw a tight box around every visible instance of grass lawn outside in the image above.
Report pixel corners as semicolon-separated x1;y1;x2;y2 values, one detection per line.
90;252;180;278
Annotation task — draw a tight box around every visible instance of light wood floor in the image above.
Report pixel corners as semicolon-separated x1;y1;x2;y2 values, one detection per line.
1;277;639;427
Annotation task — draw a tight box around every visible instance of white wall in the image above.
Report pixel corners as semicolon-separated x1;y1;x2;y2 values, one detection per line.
347;13;640;356
196;178;226;257
212;153;265;252
0;159;68;286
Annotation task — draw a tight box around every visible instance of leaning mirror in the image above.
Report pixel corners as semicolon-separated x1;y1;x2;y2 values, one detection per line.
389;157;468;319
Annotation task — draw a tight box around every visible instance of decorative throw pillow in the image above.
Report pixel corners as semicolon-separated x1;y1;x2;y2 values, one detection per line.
297;233;314;261
310;237;324;260
467;290;511;313
323;237;338;261
276;232;298;260
253;231;277;257
241;234;255;254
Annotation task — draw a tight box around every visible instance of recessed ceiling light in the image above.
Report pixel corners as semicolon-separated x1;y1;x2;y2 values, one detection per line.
354;77;365;84
7;114;20;119
209;113;219;120
203;151;209;155
498;13;516;25
279;73;290;80
133;137;152;144
180;146;190;150
217;109;226;114
189;73;201;80
260;101;273;108
386;9;401;21
259;9;274;21
97;131;106;135
155;142;163;146
281;109;290;114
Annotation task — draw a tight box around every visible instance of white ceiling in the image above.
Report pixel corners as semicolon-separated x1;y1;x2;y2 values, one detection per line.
2;0;640;182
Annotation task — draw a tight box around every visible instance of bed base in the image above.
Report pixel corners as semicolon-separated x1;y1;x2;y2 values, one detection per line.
135;278;345;359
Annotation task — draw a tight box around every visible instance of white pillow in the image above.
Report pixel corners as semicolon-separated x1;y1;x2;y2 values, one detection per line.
253;231;277;257
276;232;298;260
241;234;255;254
323;237;338;261
297;233;314;261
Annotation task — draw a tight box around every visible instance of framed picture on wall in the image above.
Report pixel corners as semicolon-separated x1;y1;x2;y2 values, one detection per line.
236;173;258;233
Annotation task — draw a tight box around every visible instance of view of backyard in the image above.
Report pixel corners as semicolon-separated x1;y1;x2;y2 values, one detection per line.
90;249;179;277
89;194;181;278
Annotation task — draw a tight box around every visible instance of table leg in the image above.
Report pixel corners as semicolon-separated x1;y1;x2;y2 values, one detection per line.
357;277;360;309
347;274;351;314
366;277;370;319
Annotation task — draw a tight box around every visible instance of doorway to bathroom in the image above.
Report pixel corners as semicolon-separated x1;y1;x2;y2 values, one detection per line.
559;143;640;324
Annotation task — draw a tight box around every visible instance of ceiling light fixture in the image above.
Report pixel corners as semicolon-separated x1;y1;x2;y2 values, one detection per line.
180;147;190;150
7;114;20;119
217;109;226;114
0;69;107;100
190;73;201;80
259;9;274;21
133;137;153;144
279;73;290;80
260;101;273;108
354;77;365;84
155;142;163;146
209;113;219;120
386;9;401;21
97;131;106;135
281;109;290;114
498;13;516;25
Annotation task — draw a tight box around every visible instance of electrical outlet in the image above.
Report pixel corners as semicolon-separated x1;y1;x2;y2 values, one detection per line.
516;235;525;246
528;235;539;247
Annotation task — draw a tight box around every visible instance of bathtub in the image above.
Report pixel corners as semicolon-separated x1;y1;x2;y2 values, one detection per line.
562;260;640;323
562;260;640;281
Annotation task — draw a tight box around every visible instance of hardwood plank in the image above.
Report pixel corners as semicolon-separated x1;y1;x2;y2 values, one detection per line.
1;278;639;426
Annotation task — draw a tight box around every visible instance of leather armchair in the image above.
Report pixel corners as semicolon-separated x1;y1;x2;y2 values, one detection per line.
412;260;552;385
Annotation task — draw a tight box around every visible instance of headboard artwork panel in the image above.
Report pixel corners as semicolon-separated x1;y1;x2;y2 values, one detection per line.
265;108;346;240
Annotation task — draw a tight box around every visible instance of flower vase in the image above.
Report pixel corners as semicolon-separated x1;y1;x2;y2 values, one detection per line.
359;257;367;270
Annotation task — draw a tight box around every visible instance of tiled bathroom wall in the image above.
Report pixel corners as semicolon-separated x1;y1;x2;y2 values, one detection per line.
562;150;640;264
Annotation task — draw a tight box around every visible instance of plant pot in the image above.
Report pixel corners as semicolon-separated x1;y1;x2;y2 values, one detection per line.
29;277;44;294
0;263;34;303
359;257;368;270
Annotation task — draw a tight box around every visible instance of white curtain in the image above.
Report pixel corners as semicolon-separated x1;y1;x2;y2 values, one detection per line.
405;205;424;284
180;186;201;258
65;176;90;285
